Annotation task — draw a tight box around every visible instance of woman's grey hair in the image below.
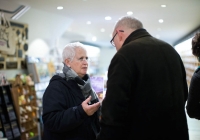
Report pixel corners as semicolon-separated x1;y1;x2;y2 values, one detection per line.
114;16;143;30
62;42;86;62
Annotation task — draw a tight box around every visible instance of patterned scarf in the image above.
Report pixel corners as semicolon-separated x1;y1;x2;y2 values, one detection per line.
57;63;99;103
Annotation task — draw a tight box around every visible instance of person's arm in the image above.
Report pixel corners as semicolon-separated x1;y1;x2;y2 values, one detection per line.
97;53;134;139
42;81;88;133
186;71;200;119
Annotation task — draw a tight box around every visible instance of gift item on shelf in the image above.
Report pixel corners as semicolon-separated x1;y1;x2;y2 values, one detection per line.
0;74;9;86
12;74;23;87
0;85;21;140
25;75;34;86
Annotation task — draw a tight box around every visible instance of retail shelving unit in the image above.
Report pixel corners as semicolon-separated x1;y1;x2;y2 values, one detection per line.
179;49;200;86
0;85;21;140
11;85;39;140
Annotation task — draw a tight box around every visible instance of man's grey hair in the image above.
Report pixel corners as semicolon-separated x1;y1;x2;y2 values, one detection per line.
62;42;86;62
114;16;143;30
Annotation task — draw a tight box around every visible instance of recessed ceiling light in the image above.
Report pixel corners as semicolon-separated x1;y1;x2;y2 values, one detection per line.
158;19;164;23
57;6;63;10
92;36;97;41
127;11;133;15
100;28;105;32
87;21;91;24
161;5;166;7
105;16;111;20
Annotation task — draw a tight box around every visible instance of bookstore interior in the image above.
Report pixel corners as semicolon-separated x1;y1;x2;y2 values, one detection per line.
0;6;199;140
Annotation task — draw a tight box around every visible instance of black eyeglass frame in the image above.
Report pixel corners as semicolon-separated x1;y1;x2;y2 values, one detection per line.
110;30;124;46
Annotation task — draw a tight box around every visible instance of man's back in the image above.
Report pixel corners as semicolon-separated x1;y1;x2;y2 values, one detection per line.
122;33;188;139
99;29;189;140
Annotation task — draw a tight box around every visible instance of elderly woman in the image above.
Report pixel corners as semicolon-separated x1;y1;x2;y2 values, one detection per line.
42;42;100;140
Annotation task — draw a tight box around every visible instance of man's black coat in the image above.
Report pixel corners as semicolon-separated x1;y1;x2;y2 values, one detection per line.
97;29;189;140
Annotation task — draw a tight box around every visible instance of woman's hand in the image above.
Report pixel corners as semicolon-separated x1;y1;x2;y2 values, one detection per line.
82;96;100;116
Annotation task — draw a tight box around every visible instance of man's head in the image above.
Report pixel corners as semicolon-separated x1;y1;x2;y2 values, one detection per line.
192;33;200;60
111;16;143;51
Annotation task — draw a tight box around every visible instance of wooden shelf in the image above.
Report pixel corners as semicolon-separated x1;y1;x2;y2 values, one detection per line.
11;85;39;140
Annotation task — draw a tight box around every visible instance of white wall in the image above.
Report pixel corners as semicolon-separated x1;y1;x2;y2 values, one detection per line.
16;8;73;57
98;47;116;75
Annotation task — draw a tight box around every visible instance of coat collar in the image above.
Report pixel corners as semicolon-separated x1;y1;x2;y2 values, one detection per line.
123;28;151;46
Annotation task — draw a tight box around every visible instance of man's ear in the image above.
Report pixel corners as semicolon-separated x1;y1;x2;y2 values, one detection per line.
64;59;71;67
118;31;123;42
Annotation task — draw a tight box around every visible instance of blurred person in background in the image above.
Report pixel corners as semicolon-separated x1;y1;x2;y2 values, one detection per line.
186;32;200;120
42;42;100;140
97;16;189;140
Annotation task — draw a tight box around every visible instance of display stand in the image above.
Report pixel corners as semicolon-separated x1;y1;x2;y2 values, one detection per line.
11;85;38;140
0;85;21;140
178;50;199;85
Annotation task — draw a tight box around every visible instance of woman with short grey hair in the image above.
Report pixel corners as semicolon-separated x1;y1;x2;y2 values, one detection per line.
42;42;100;140
62;42;86;62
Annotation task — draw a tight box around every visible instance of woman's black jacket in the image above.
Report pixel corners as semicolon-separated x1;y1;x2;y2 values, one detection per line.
42;75;100;140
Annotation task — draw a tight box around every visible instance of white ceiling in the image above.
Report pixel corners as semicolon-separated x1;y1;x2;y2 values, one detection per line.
1;0;200;48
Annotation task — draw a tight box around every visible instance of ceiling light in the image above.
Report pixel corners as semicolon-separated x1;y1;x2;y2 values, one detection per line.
105;16;111;20
100;28;105;32
92;36;97;41
57;6;63;10
87;21;91;24
127;11;133;15
158;19;164;23
161;5;166;7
